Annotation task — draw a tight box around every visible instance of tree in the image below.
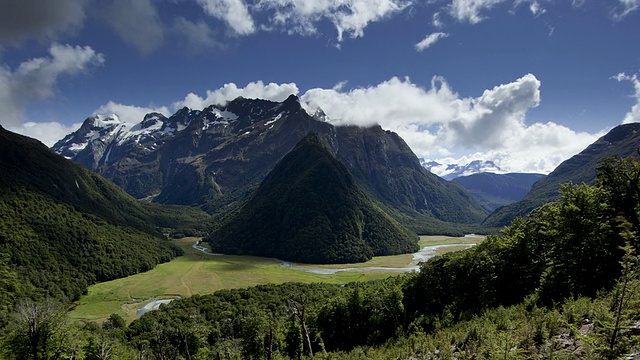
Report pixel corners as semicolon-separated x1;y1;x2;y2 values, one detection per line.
597;154;640;240
537;183;620;303
3;298;73;360
102;313;126;331
288;295;313;358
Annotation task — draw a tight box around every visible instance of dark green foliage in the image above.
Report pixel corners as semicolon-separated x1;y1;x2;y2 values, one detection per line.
208;134;419;264
484;123;640;227
0;126;197;323
128;282;345;359
2;298;72;360
0;189;181;303
405;155;640;324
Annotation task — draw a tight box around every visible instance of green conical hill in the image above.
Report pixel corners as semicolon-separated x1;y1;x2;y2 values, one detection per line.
207;133;419;264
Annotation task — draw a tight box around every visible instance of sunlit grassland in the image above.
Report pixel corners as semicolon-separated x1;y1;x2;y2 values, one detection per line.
69;235;484;323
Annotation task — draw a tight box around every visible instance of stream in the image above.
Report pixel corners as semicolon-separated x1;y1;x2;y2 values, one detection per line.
138;238;479;316
192;239;478;274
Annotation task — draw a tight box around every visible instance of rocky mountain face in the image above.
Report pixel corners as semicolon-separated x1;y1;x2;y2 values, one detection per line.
452;172;545;212
207;134;419;263
54;95;488;232
483;123;640;228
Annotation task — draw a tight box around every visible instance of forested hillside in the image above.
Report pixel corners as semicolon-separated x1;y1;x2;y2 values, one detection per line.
0;127;208;328
2;154;638;359
208;134;418;263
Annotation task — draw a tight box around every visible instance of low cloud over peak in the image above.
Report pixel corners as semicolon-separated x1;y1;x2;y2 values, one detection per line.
301;73;600;174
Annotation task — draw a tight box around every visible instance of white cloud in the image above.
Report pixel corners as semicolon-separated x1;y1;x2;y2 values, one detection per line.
101;0;165;54
529;1;546;16
197;0;256;35
432;12;445;28
92;101;171;125
173;81;299;110
448;0;552;23
257;0;411;41
301;74;603;174
415;32;449;51
0;44;105;128
448;0;508;23
7;121;83;147
612;72;640;124
0;0;87;46
614;0;640;19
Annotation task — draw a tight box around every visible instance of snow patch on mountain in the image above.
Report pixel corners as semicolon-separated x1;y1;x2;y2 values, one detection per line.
422;159;504;180
52;96;330;166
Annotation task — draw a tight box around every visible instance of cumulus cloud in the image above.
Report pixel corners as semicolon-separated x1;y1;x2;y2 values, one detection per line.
612;72;640;124
257;0;411;42
415;32;449;51
0;0;87;46
0;44;104;129
173;81;299;110
101;0;165;54
301;74;602;174
9;121;83;148
196;0;256;35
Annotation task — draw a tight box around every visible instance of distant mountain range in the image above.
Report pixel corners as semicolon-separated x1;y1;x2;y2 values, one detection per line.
421;159;502;180
452;173;546;212
483;123;640;228
208;134;419;263
53;95;487;234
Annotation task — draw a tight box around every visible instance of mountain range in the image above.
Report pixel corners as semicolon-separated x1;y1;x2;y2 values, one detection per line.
421;159;503;180
483;123;640;227
208;133;419;263
53;95;487;234
452;172;546;212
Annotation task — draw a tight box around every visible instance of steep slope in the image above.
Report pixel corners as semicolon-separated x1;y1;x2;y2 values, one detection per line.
334;126;488;229
0;126;185;306
483;123;640;227
453;172;545;212
53;96;487;232
206;134;419;264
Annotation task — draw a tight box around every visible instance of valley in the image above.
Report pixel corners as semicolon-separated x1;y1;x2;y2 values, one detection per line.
69;235;483;323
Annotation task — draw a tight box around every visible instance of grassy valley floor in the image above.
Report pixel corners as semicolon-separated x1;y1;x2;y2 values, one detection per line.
69;235;484;323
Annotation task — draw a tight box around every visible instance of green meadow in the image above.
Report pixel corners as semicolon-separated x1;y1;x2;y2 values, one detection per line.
69;235;483;323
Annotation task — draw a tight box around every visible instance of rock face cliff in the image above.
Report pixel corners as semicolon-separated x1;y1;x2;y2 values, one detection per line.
54;95;487;232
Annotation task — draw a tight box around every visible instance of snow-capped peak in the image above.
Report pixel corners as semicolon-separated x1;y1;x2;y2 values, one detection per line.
90;113;122;128
422;159;503;180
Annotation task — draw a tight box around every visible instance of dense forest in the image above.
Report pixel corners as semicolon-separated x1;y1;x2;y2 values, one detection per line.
0;126;210;330
1;154;639;359
208;134;419;263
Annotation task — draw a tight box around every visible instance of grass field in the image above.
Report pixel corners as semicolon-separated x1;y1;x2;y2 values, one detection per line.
69;235;484;323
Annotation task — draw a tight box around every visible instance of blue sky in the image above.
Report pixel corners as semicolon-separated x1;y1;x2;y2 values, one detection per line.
1;0;639;174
